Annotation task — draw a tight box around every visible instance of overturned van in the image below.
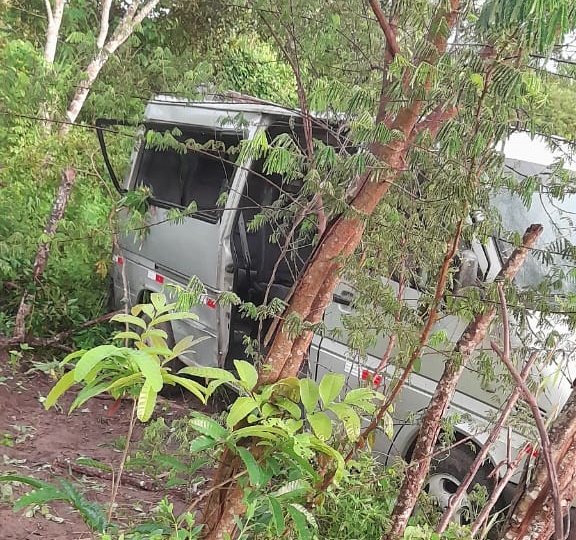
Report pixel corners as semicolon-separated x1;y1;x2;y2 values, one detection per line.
98;95;576;522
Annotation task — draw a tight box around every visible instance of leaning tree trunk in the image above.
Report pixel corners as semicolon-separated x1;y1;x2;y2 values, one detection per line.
382;224;543;540
501;388;576;540
199;2;462;538
11;168;77;342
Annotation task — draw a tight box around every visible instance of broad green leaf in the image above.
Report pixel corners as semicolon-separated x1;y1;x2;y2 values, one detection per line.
188;414;229;440
140;328;168;341
137;381;157;421
152;312;198;326
233;425;285;441
164;374;206;403
173;335;209;357
226;396;258;428
307;412;332;441
179;365;237;383
0;475;55;490
268;496;285;535
299;379;319;413
237;446;264;487
233;360;258;391
273;479;312;499
74;345;122;381
45;369;76;409
69;381;112;413
105;373;142;392
110;314;147;330
14;486;66;510
189;435;217;453
60;349;86;366
328;403;360;441
275;397;302;419
150;293;166;311
114;331;142;341
308;438;346;482
381;411;394;439
319;373;345;406
287;504;312;540
130;350;163;392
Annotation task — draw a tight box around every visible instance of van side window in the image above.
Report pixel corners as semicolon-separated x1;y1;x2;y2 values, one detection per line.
136;125;240;223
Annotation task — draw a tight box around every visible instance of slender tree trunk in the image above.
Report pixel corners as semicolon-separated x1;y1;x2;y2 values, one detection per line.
12;168;76;341
60;0;159;133
200;3;461;538
382;224;543;540
43;0;65;64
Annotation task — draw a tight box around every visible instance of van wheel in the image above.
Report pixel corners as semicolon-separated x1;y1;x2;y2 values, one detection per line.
426;444;504;537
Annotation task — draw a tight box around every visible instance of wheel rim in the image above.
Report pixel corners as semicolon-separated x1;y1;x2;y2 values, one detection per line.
426;472;471;525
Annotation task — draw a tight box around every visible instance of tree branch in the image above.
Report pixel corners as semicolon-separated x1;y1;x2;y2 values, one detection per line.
96;0;113;49
494;286;564;540
367;0;400;60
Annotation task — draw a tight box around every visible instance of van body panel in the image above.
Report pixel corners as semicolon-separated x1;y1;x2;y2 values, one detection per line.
103;97;576;493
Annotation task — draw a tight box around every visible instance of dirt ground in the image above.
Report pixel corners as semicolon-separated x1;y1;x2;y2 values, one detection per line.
0;362;203;540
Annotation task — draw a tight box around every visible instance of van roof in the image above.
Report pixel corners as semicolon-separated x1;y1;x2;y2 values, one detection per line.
144;94;300;127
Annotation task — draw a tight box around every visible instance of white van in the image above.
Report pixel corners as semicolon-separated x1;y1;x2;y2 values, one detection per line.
97;95;576;522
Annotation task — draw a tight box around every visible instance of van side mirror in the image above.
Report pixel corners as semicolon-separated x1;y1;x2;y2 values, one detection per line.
454;249;479;294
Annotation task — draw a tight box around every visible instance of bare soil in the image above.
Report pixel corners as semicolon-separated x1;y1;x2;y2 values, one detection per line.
0;362;203;540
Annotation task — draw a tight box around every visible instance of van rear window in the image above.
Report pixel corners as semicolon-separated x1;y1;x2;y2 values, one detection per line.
136;125;241;223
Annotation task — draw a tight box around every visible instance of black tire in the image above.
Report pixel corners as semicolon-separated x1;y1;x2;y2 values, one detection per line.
426;443;507;537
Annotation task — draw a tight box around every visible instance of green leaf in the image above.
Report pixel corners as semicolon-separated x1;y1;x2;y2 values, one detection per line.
275;397;302;419
172;335;208;357
14;486;66;510
328;402;361;440
150;293;166;311
226;396;258;429
152;312;198;325
287;504;312;540
319;373;345;407
237;446;264;487
307;412;332;441
232;425;285;441
179;365;237;383
299;379;319;413
130;350;163;392
0;474;54;490
114;331;142;341
105;373;142;393
164;374;206;403
69;381;112;413
268;496;285;535
75;458;112;472
111;313;147;330
45;369;76;409
60;349;86;366
188;414;229;440
189;435;217;453
74;345;122;381
233;360;258;391
137;381;157;422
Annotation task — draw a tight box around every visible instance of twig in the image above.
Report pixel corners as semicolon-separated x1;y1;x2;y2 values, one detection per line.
493;283;564;540
108;398;137;523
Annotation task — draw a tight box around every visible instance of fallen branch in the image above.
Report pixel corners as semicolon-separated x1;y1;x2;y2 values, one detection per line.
0;311;121;350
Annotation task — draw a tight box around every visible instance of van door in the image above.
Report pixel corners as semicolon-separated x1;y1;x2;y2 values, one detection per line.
116;122;247;368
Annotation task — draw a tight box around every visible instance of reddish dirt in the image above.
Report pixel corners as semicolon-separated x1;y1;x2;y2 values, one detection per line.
0;363;201;540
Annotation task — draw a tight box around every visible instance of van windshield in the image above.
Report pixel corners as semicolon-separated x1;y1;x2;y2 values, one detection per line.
135;125;241;223
492;159;576;293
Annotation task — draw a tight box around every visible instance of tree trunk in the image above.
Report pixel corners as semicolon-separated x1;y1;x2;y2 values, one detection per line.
200;3;462;538
382;224;543;540
12;168;76;341
501;389;576;540
43;0;65;63
60;0;159;134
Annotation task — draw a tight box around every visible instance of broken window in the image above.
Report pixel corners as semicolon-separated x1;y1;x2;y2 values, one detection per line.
135;125;241;223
